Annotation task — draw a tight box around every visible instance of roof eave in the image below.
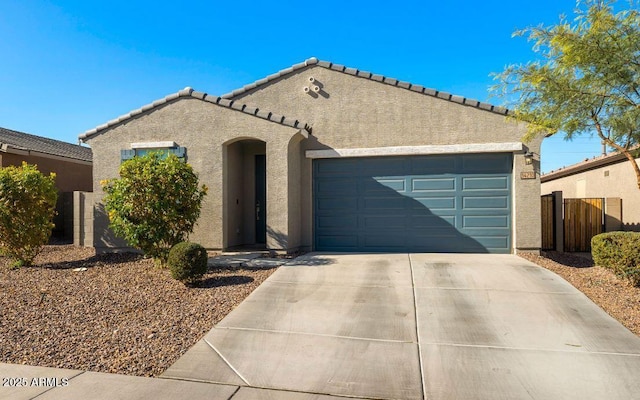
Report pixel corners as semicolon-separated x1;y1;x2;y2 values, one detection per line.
0;143;92;165
221;57;512;117
541;152;632;182
79;87;311;142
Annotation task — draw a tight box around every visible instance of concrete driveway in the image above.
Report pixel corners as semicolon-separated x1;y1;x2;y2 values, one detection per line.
162;253;640;400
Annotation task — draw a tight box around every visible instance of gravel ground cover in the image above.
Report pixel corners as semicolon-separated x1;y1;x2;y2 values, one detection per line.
519;251;640;337
0;245;276;377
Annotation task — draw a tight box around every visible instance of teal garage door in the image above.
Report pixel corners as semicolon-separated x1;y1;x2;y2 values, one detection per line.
313;153;512;253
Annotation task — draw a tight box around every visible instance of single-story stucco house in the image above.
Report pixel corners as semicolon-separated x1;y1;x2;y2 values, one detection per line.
0;126;93;238
542;150;640;232
78;57;542;254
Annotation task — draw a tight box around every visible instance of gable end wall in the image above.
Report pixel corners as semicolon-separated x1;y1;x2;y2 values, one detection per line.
233;66;543;252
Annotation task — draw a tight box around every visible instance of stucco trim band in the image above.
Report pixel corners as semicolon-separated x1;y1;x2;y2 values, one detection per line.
305;142;524;159
130;141;177;149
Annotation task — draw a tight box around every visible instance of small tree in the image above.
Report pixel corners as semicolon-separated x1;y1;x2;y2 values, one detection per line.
101;152;207;265
493;0;640;188
0;162;57;268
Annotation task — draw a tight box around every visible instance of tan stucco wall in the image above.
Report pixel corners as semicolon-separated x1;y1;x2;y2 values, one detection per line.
2;153;92;193
542;158;640;231
84;65;543;253
84;98;302;252
234;66;542;252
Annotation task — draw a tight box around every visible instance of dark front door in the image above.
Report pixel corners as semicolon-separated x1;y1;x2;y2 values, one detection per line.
255;155;267;244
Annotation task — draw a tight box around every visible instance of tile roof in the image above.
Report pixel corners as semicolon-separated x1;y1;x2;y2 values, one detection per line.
0;126;92;163
221;57;511;116
79;88;311;141
541;147;639;182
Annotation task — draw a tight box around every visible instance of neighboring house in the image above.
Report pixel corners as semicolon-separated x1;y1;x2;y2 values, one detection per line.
79;57;541;254
542;150;640;231
0;126;93;237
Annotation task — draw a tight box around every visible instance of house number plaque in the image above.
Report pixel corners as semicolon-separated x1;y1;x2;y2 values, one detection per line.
520;171;536;179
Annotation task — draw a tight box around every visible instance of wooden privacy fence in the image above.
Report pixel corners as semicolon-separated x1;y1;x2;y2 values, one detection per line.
541;194;555;250
563;198;604;252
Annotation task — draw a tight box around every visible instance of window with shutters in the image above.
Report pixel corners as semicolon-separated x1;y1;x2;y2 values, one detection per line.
120;146;186;162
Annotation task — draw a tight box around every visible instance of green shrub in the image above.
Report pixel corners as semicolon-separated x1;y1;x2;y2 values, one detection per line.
101;153;207;265
0;162;57;268
591;232;640;286
167;242;208;284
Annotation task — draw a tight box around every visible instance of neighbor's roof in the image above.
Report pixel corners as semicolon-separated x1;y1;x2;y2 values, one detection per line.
0;126;92;163
222;57;511;116
541;148;639;182
79;87;311;141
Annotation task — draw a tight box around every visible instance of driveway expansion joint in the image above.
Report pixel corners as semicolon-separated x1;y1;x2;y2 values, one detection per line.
268;279;412;289
415;286;582;295
422;341;640;357
158;375;242;388
408;253;427;400
216;326;416;344
30;370;87;400
204;338;251;386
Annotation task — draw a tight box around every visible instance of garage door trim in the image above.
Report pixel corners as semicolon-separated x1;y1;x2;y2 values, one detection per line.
306;142;523;159
313;153;513;254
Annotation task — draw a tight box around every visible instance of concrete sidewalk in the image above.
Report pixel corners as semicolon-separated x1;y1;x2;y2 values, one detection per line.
0;363;347;399
162;253;640;400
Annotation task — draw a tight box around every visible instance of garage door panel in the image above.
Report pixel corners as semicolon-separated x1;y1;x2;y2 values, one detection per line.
316;215;358;229
362;215;407;229
410;210;456;228
316;196;358;210
314;154;512;253
411;177;456;192
363;158;407;175
462;215;510;228
411;156;456;173
462;154;512;172
316;234;359;249
366;178;406;193
463;196;509;209
471;236;510;250
362;197;407;210
410;236;481;253
315;159;359;175
409;215;456;228
315;180;358;197
462;176;509;190
363;234;407;248
412;197;456;210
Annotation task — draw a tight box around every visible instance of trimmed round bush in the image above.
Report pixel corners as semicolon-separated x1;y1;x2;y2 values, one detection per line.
167;242;208;284
0;162;58;268
591;232;640;286
101;152;207;265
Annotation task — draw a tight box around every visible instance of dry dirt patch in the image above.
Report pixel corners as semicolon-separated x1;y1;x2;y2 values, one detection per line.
0;245;275;377
519;251;640;337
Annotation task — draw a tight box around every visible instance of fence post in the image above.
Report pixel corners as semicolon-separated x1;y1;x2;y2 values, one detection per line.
73;191;83;247
553;191;564;252
73;191;94;247
605;197;622;232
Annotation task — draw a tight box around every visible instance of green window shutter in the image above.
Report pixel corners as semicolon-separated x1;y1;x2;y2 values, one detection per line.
121;149;135;161
121;147;186;162
171;147;186;159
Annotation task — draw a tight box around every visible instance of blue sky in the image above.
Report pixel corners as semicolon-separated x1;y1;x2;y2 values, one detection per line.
0;0;627;173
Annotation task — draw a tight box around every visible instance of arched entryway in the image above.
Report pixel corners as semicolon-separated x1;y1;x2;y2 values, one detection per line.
223;138;266;250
